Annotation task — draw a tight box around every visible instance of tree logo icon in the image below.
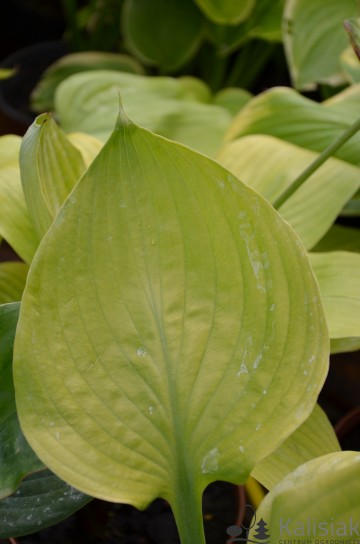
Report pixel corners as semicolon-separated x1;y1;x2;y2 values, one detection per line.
226;507;271;544
252;518;270;543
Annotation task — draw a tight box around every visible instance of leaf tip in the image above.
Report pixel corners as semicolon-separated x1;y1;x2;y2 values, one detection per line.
116;93;133;128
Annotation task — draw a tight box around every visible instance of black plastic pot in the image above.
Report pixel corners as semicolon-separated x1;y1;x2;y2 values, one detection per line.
0;41;69;135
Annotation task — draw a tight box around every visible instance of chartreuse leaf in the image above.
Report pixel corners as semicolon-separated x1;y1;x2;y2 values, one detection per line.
0;137;38;263
55;70;231;155
313;224;360;253
194;0;255;25
217;134;360;249
20;114;86;239
30;51;144;112
249;452;360;543
0;303;44;500
0;263;28;304
251;404;340;491
225;86;360;167
283;0;360;89
14;108;328;543
122;0;204;71
309;252;360;353
0;470;91;538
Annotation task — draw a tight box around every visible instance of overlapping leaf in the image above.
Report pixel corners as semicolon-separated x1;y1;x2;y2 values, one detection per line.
250;452;360;543
251;404;340;490
14;106;328;542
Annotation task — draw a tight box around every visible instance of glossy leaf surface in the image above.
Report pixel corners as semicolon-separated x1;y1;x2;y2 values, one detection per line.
0;470;91;538
55;70;231;155
14;109;328;540
122;0;203;71
250;452;360;543
283;0;360;89
251;404;340;490
217;134;360;249
0;136;38;263
0;303;44;500
309;252;360;353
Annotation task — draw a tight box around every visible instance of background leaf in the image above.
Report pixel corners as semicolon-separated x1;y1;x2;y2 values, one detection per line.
225;85;360;166
0;470;91;538
312;224;360;253
31;51;145;112
282;0;360;89
0;137;38;263
55;70;232;155
309;252;360;353
0;303;44;500
251;404;340;490
194;0;255;25
250;451;360;543
217;134;360;249
20;114;86;239
122;0;204;71
0;263;28;304
14;108;328;541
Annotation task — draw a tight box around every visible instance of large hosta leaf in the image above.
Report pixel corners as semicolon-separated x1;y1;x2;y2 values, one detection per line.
283;0;360;89
217;134;360;249
14;108;328;541
55;70;231;156
122;0;204;71
249;452;360;543
309;251;360;353
251;404;340;490
0;303;44;500
0;470;91;538
0;136;38;263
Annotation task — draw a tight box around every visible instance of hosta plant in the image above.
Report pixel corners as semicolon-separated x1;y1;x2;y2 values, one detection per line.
0;2;359;541
1;100;357;542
